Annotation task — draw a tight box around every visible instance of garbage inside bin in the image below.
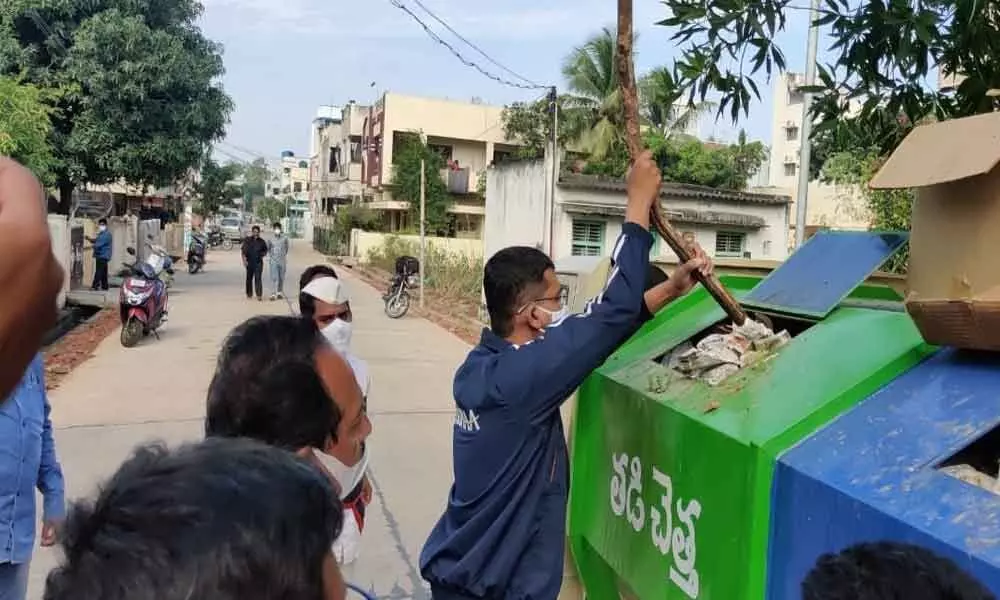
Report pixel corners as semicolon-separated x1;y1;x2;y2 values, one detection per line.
661;319;790;386
941;465;1000;496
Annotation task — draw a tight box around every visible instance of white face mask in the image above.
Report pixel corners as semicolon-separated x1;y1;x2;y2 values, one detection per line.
274;229;282;236
98;225;107;232
536;305;569;326
315;443;369;500
321;319;353;355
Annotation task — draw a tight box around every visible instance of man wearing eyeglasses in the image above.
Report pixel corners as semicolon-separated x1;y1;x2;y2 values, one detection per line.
420;152;713;600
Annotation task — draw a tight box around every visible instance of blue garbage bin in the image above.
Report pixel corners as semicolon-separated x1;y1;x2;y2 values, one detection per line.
767;348;1000;598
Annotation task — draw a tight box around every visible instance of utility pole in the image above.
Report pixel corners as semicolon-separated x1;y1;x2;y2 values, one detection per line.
794;0;821;248
419;158;426;309
548;86;558;256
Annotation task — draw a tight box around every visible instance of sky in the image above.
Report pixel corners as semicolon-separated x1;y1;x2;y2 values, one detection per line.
199;0;821;161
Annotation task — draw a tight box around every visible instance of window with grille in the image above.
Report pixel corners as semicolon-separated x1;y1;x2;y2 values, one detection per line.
715;231;746;258
571;220;605;256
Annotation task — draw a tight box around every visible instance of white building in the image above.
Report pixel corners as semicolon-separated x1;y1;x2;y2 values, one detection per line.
260;151;311;238
485;159;791;266
763;72;870;242
310;102;370;216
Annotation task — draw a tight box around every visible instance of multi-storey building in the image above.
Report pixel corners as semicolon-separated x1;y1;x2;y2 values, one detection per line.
310;102;369;225
359;92;522;237
760;72;870;245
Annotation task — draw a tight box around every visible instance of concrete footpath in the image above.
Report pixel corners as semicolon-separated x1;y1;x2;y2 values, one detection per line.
29;240;467;599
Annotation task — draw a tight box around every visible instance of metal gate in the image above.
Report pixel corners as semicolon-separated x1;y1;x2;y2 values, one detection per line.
70;225;84;289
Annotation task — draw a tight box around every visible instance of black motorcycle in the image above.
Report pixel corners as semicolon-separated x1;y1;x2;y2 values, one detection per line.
384;256;419;319
206;228;233;251
187;233;207;274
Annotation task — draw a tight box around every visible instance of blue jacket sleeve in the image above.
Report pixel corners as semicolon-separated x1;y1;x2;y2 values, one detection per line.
495;222;653;424
37;393;65;521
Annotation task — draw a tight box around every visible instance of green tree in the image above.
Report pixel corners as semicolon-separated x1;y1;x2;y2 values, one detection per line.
0;76;54;182
657;0;998;149
639;67;716;138
391;134;451;236
723;130;767;190
194;158;240;216
821;151;913;272
502;29;715;162
236;157;269;199
659;138;738;188
1;0;233;213
255;197;287;225
500;95;587;160
583;129;762;190
561;27;625;160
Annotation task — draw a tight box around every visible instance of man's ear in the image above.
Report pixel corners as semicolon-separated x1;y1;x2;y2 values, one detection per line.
525;304;547;331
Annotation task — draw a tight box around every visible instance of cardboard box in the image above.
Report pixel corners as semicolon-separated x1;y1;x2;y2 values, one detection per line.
870;111;1000;350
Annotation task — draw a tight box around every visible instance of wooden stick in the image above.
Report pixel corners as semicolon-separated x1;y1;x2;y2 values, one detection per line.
615;0;747;325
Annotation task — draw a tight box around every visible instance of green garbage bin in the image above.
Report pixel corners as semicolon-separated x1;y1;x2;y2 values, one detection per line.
567;232;935;600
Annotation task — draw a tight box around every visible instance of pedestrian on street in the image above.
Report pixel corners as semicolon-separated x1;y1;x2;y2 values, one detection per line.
268;221;290;301
0;354;65;600
85;218;112;291
205;316;373;566
419;151;712;600
241;225;268;301
0;158;63;400
299;266;373;565
43;438;348;600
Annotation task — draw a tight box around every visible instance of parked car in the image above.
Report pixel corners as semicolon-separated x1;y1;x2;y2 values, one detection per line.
219;217;244;240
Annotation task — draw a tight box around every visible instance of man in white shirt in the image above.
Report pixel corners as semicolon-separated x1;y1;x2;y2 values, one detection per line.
299;265;372;565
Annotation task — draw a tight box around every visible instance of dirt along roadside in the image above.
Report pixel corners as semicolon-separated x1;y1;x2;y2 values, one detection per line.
43;308;119;390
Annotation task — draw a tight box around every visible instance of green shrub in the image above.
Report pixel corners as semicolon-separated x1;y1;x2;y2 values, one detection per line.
366;236;482;299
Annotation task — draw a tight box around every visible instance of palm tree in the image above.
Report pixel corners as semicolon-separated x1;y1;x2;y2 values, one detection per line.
640;67;716;139
560;27;626;159
561;30;716;159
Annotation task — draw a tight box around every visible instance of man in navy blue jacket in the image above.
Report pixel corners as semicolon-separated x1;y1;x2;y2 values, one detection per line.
420;152;712;600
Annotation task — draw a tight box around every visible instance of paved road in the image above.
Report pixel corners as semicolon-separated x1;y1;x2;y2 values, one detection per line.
29;240;467;599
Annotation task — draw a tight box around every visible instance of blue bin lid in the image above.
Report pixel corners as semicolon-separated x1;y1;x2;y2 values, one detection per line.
743;230;908;319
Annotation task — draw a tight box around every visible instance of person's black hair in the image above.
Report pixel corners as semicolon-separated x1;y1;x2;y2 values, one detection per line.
298;265;340;319
484;246;554;337
44;438;342;600
802;541;995;600
98;218;108;226
251;225;260;232
272;222;282;229
646;265;668;291
206;316;339;448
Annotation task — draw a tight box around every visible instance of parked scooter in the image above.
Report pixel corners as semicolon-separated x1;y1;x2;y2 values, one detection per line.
187;232;207;274
119;247;169;347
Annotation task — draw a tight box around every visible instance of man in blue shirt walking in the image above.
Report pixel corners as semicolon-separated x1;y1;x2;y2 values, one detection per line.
87;218;112;291
0;354;65;600
420;152;712;600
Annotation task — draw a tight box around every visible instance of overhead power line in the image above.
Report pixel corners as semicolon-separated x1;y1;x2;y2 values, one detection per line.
407;0;542;88
388;0;548;91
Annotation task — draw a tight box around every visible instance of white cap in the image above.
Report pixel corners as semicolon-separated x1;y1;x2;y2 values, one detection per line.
301;276;350;304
